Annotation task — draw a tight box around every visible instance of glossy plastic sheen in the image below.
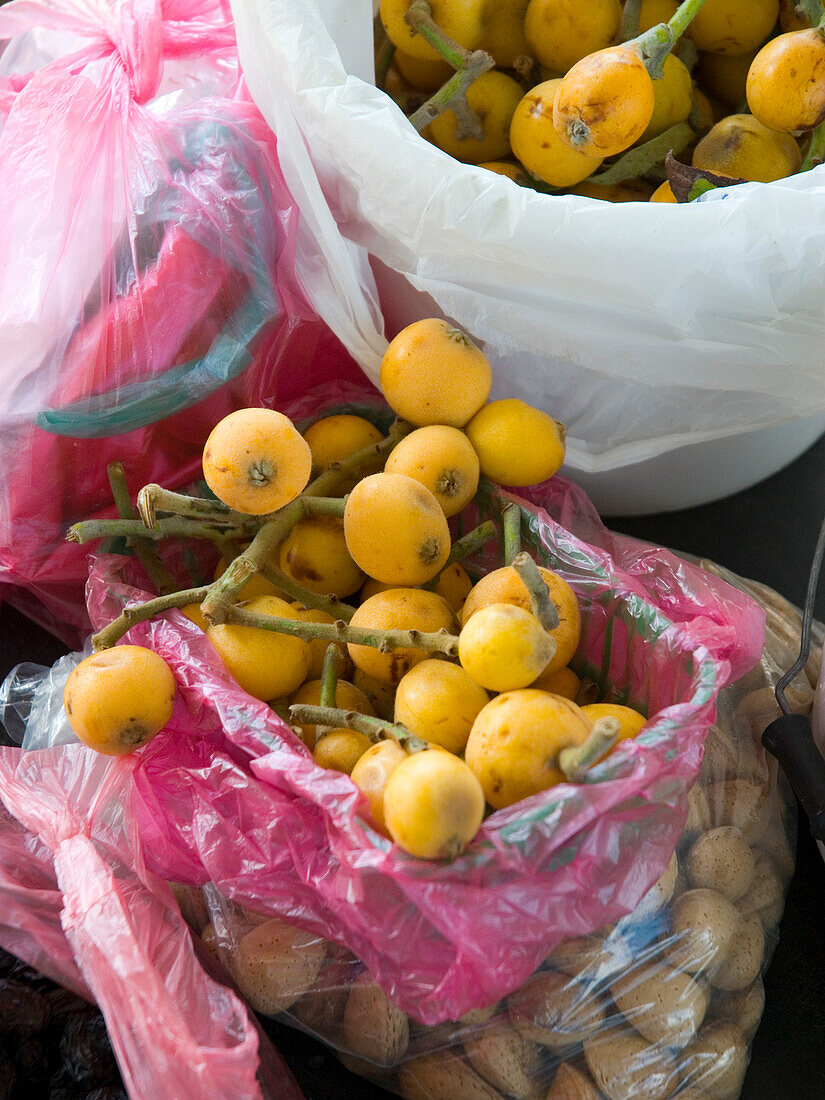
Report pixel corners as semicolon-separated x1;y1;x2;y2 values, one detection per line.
230;0;825;488
60;387;763;1026
0;0;362;647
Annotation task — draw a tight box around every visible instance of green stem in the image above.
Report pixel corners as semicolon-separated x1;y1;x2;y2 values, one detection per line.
674;37;698;72
107;462;135;521
403;1;494;136
634;0;711;76
66;517;250;545
422;520;497;589
408;52;494;135
404;0;467;69
200;494;346;622
92;585;212;651
502;503;522;567
510;552;560;632
320;645;344;709
374;30;396;87
215;536;246;563
107;463;176;595
137;484;249;530
225;604;460;657
260;564;357;621
688;96;712;134
802;120;825;171
302;497;347;518
303;419;411;499
666;0;711;39
800;0;824;25
558;717;622;782
289;704;428;753
585;122;694;187
620;0;642;41
201;500;307;622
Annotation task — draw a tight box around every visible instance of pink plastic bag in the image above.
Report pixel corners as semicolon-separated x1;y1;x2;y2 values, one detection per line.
0;742;305;1099
0;801;90;998
63;384;765;1026
0;0;362;647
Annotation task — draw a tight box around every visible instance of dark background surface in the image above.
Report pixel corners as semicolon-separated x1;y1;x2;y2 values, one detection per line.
3;435;825;1098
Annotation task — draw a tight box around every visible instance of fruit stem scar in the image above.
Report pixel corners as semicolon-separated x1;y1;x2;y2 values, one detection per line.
419;536;445;564
435;469;461;497
566;119;591;147
248;460;275;488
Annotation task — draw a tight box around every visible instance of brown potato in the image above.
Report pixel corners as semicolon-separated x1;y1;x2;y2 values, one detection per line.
546;933;628;982
666;889;742;974
711;915;764;992
399;1050;503;1100
545;1062;601;1100
678;1021;748;1099
699;723;760;784
291;944;359;1035
610;962;709;1048
707;979;765;1041
702;780;767;840
583;1032;677;1100
633;852;679;919
686;827;755;901
735;857;785;929
342;970;409;1065
230;918;326;1015
463;1023;545;1099
509;970;606;1052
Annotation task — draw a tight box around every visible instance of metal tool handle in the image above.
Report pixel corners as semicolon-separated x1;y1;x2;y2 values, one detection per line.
762;713;825;841
760;510;825;839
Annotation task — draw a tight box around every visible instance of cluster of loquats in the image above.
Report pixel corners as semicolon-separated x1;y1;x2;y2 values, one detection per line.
63;317;648;863
377;0;825;203
188;601;802;1100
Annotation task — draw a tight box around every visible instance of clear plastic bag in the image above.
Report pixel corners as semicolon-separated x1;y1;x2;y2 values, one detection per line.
199;558;805;1100
0;386;761;1014
0;387;783;1097
0;0;361;647
228;0;825;483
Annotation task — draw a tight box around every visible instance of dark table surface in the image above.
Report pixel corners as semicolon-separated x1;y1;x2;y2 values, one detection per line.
3;435;825;1099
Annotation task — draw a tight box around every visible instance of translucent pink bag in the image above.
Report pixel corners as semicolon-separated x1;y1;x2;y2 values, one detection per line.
0;0;361;647
0;744;305;1099
24;383;762;1027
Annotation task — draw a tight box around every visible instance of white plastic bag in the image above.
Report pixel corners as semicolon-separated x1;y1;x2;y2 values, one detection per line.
229;0;825;483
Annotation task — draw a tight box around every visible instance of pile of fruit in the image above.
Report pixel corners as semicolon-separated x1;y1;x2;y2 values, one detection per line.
376;0;825;200
188;578;803;1100
63;317;648;862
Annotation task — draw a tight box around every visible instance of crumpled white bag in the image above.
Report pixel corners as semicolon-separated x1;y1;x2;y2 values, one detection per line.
230;0;825;475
